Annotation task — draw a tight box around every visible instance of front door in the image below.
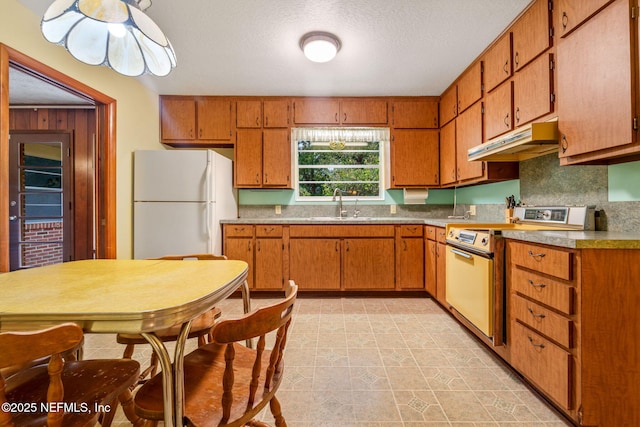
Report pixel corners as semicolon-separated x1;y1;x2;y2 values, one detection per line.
8;132;73;270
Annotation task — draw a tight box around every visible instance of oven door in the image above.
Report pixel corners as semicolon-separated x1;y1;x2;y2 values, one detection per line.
445;245;494;338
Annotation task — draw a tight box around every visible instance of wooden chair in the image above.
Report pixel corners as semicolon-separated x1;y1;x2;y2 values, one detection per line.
116;253;252;385
134;280;298;427
0;323;141;427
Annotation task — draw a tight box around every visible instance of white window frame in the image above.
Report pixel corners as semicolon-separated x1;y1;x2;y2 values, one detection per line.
292;127;388;202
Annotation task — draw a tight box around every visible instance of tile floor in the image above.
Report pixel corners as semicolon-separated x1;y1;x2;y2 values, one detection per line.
84;296;571;426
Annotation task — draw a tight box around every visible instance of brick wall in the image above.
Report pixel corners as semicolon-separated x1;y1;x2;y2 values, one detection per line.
22;222;63;267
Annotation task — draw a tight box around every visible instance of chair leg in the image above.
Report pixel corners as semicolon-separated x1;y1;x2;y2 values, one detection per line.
117;388;145;427
270;396;287;427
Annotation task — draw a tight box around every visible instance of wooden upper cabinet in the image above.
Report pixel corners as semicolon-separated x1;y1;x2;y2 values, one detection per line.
439;119;457;186
235;129;263;187
391;129;439;187
483;33;512;93
557;0;636;162
236;100;262;128
197;98;232;141
457;61;483;114
292;98;387;125
392;99;439;129
512;0;552;72
556;0;613;38
262;129;291;187
456;101;484;182
263;99;290;128
513;53;554;127
485;80;513;141
439;85;457;126
160;96;232;144
160;97;196;140
293;98;340;124
340;99;388;124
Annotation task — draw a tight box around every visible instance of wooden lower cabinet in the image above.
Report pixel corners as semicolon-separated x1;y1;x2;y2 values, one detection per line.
507;240;640;426
289;238;341;290
223;235;254;288
424;226;447;305
255;225;284;289
343;238;395;290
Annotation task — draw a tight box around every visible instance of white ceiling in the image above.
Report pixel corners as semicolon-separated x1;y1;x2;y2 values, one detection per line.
14;0;532;101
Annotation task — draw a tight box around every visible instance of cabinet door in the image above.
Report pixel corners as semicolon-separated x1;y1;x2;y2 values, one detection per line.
293;98;340;124
160;98;195;140
556;0;613;38
236;100;262;128
456;102;484;182
235;129;263;187
439;85;457;126
391;130;439;187
557;0;634;160
263;129;291;187
484;81;513;140
439;119;457;186
289;238;341;289
512;0;552;72
396;237;424;289
340;99;388;124
198;99;232;140
255;238;283;289
457;61;483;114
484;33;512;92
392;100;439;129
263;99;290;128
425;239;437;296
224;237;254;288
343;238;395;289
513;53;553;128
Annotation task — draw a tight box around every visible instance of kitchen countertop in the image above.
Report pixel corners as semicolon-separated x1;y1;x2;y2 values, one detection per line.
221;218;640;249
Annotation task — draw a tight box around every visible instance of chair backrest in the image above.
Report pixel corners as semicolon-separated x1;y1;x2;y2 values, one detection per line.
209;280;297;422
0;323;84;427
152;254;227;260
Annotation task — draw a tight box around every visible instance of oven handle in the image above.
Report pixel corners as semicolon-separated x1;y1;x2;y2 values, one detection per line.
449;248;473;259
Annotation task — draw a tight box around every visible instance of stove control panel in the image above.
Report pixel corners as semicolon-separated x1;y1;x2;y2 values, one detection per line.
447;227;493;253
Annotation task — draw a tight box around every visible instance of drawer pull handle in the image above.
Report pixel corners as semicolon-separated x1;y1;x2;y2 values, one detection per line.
527;335;545;349
527;307;546;319
527;250;546;259
528;279;546;289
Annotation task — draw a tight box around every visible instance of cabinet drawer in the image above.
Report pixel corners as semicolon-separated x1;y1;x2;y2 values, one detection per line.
511;321;572;411
509;241;573;280
255;225;283;237
398;225;423;237
436;227;447;243
512;294;573;348
224;225;254;237
510;266;574;314
425;226;436;241
289;225;394;238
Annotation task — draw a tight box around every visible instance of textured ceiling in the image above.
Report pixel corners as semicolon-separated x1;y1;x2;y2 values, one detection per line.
14;0;532;101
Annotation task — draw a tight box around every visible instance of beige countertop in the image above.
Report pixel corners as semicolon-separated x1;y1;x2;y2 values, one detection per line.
222;218;640;249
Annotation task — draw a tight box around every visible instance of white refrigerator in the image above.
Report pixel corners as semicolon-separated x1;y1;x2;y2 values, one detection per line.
133;150;237;259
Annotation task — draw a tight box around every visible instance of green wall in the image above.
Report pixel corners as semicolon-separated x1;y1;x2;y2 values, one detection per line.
608;161;640;201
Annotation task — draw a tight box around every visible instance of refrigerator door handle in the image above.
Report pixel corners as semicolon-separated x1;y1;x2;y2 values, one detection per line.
205;150;213;253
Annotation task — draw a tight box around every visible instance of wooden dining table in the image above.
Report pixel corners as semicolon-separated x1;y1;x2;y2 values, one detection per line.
0;258;249;427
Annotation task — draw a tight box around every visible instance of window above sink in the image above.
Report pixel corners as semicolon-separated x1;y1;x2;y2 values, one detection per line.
293;127;388;201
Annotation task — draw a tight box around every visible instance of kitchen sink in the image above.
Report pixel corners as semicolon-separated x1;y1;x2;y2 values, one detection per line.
306;216;375;221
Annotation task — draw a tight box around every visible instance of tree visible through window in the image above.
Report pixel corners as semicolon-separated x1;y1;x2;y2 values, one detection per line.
294;128;388;200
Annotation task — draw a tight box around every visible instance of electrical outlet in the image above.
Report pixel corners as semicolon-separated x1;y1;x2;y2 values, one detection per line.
390;204;397;214
275;205;281;215
469;205;476;216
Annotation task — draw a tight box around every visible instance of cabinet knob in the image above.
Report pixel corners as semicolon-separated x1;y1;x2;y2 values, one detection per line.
515;107;520;124
503;60;509;75
561;134;568;154
514;51;520;68
527;335;545;349
343;112;347;122
504;113;510;128
561;11;568;30
335;112;339;123
256;117;260;126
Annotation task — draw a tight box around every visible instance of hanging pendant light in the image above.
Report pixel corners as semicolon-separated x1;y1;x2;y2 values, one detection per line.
41;0;177;77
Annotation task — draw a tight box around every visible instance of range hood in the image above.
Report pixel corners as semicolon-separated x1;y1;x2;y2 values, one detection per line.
467;121;559;162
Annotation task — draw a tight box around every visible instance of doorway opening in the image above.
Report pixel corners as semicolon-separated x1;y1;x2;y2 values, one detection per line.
1;44;117;272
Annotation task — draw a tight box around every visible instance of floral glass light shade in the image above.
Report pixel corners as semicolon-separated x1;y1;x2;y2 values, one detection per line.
41;0;176;77
300;32;341;63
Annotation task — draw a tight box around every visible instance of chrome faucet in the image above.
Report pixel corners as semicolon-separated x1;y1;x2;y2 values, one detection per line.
353;197;360;218
332;188;347;218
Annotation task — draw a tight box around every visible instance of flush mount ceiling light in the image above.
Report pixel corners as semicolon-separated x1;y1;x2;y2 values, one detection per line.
299;31;341;63
41;0;177;77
